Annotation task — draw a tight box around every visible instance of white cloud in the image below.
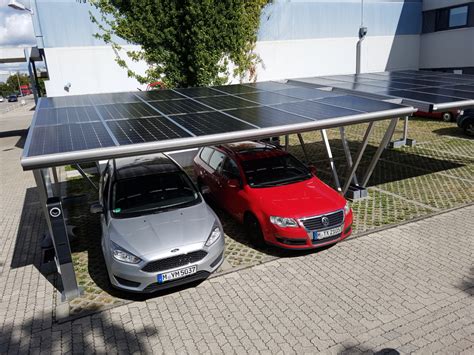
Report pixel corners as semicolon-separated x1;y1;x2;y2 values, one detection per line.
0;7;35;47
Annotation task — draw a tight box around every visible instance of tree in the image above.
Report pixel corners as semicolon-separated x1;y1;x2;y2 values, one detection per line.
90;0;269;88
6;73;30;93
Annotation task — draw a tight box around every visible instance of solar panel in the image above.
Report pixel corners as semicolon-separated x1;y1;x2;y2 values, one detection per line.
271;101;361;120
378;89;467;104
171;111;256;135
269;87;344;100
225;106;312;127
244;81;298;91
22;80;417;169
96;103;158;120
212;84;261;94
414;87;474;100
237;91;302;105
445;84;474;93
135;90;184;101
35;106;101;126
148;99;211;115
173;87;222;98
316;95;403;112
28;122;115;156
195;95;258;110
106;116;192;145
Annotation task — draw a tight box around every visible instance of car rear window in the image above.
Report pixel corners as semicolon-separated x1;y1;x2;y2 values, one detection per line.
200;147;214;164
209;150;226;170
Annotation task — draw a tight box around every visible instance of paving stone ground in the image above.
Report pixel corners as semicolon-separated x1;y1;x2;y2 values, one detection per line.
1;107;473;353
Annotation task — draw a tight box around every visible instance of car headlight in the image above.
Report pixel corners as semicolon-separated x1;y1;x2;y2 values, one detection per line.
205;226;222;247
270;216;299;228
344;202;351;215
111;242;141;264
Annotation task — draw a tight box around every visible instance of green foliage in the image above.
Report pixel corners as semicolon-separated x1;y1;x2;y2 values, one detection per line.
89;0;269;88
6;73;30;92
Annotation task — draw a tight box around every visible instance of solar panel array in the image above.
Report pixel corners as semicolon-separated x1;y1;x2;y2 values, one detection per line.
24;82;412;162
290;70;474;111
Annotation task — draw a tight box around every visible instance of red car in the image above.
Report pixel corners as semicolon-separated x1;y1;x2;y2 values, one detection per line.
416;109;460;122
193;141;353;250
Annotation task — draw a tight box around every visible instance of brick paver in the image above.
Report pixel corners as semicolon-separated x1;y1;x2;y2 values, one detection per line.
1;111;473;353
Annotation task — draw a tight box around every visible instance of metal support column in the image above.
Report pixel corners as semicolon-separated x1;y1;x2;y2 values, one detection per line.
33;169;81;301
284;135;289;151
51;167;61;196
339;127;358;186
342;122;375;196
321;129;342;192
74;164;98;190
297;133;309;163
389;116;416;148
361;118;399;187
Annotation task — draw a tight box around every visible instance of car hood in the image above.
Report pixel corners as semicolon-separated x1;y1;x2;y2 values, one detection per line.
108;202;217;259
249;177;346;218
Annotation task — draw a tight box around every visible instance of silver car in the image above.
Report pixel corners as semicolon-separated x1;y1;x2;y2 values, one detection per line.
91;154;225;292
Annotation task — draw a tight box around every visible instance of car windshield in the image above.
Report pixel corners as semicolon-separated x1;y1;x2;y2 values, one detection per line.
111;171;200;217
241;153;312;187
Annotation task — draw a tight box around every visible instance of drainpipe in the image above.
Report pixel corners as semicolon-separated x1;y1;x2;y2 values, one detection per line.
356;0;367;74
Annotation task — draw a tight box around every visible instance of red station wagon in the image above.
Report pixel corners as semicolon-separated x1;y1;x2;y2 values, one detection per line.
193;141;353;250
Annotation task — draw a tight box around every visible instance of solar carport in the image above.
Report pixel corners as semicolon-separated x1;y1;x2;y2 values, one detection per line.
22;71;473;300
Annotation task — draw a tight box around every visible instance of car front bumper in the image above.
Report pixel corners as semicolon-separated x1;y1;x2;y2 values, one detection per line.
105;237;225;293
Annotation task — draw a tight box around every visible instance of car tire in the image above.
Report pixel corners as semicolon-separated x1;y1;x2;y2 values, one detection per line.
245;214;265;248
464;122;474;137
442;112;453;122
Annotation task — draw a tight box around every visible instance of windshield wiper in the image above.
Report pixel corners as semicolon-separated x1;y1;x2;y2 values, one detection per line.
256;174;310;187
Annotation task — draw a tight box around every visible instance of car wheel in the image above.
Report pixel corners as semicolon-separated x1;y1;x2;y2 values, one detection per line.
442;112;453;122
464;122;474;137
245;214;265;248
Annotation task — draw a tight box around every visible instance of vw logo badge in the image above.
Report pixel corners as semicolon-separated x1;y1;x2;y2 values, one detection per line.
170;248;179;253
49;207;61;218
321;216;330;227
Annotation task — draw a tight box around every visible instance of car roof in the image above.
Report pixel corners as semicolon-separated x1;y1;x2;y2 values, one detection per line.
219;141;287;161
112;154;180;180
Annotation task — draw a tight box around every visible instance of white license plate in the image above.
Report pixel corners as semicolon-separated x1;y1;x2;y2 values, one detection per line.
157;265;197;284
313;226;342;241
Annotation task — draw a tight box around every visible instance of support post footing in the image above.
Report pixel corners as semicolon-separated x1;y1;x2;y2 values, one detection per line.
345;185;368;200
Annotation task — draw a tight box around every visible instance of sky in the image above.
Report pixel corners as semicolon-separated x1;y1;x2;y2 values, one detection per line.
0;0;36;77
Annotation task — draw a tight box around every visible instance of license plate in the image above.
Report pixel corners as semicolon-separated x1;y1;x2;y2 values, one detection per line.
313;226;342;241
157;265;197;284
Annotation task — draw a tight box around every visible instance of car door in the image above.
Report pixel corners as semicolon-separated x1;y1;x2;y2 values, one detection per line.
216;156;248;220
206;149;227;198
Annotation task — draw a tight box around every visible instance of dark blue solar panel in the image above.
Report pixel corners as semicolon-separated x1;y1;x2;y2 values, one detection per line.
96;103;158;120
237;91;302;105
414;87;474;100
226;106;311;128
244;81;299;91
171;112;255;135
106;116;192;145
173;87;222;98
317;95;403;112
149;99;211;115
28;122;115;156
135;90;185;101
270;101;360;120
195;96;258;110
212;84;261;94
377;90;467;104
270;87;344;100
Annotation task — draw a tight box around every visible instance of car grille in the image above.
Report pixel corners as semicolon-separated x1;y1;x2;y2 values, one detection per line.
142;250;208;273
300;210;344;231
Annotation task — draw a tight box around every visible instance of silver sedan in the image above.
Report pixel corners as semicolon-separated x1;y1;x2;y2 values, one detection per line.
91;154;225;293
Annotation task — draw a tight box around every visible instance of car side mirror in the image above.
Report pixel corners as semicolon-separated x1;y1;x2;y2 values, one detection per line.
90;203;104;214
228;178;240;189
308;165;317;176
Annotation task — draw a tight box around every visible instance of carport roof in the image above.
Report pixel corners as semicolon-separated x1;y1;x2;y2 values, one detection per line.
289;70;474;112
21;82;416;170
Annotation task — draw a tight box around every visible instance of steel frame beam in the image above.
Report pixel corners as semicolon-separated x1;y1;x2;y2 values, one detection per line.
342;122;375;195
33;169;81;301
321;129;341;192
361;117;399;187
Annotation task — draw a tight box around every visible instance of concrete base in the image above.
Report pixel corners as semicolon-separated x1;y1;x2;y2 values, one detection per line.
389;138;416;148
346;185;369;200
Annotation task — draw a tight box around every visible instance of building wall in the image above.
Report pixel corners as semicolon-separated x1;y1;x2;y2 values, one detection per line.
34;0;423;96
419;1;474;72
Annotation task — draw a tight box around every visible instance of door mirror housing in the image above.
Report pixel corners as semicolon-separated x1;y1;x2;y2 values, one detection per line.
90;203;104;214
227;178;240;189
308;165;317;176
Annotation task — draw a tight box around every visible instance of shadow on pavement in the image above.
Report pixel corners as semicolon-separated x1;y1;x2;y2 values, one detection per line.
0;307;157;353
432;126;472;140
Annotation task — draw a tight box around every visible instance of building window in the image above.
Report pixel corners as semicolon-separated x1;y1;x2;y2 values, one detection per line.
449;5;469;28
